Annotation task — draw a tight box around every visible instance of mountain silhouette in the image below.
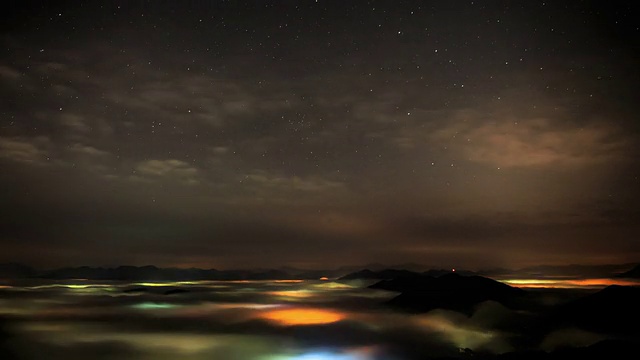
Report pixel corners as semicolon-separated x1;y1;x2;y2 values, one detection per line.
495;339;638;360
371;273;525;314
338;268;422;280
423;268;476;277
41;265;220;281
37;266;302;281
552;285;640;334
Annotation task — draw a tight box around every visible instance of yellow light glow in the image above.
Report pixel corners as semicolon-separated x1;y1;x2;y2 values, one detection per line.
311;282;352;290
267;290;315;298
215;303;281;310
260;308;345;325
132;281;199;287
28;284;113;290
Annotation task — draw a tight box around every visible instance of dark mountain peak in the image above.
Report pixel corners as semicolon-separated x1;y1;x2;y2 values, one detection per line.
423;268;476;277
372;273;524;314
437;273;522;293
372;273;522;294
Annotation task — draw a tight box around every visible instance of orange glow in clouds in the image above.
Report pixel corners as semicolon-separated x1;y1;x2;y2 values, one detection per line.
502;277;640;289
260;308;345;325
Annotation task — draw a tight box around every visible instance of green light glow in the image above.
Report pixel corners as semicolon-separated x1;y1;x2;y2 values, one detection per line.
131;302;179;310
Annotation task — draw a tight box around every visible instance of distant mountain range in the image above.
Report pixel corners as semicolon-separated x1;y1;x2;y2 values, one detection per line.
0;261;638;281
510;263;639;279
0;264;301;281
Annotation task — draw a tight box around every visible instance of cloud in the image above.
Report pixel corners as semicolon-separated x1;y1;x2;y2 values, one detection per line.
211;146;229;156
55;112;113;139
69;143;110;157
427;110;629;168
134;159;200;184
109;74;296;129
0;65;21;80
241;170;346;193
0;282;491;359
35;61;69;73
59;113;92;134
0;137;50;164
540;328;604;352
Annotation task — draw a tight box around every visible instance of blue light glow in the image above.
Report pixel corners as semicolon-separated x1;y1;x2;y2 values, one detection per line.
291;351;358;360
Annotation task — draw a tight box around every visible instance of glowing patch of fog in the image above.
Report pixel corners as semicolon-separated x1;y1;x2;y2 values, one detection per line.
167;301;286;323
18;322;281;355
500;277;640;288
267;289;317;299
262;346;379;360
540;328;605;351
18;322;381;359
26;283;117;291
260;307;346;325
132;281;202;287
0;297;91;316
311;282;353;290
413;310;511;353
215;302;282;310
131;301;181;310
265;286;354;301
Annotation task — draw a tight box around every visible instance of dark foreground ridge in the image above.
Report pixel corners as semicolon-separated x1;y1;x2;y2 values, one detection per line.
492;339;638;360
551;285;640;334
370;273;525;314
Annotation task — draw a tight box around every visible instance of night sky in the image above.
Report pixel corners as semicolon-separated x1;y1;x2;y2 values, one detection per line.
1;1;638;270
